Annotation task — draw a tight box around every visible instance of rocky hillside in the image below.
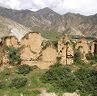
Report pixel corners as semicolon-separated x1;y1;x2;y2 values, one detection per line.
0;6;97;37
0;16;30;40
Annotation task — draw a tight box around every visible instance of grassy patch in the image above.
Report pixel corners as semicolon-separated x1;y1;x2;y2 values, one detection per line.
41;31;62;41
0;67;54;96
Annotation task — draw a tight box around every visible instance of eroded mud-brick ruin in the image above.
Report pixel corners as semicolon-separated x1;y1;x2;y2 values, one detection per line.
0;32;97;69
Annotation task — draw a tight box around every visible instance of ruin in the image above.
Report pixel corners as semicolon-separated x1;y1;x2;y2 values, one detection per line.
0;32;97;69
2;36;19;48
21;32;42;61
58;34;74;65
91;39;97;55
76;38;90;60
42;42;57;63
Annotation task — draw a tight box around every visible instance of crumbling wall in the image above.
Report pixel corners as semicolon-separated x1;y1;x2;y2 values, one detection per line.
66;45;74;65
58;35;74;65
90;40;97;55
21;32;42;61
76;38;90;60
2;36;19;48
1;32;95;69
42;46;57;62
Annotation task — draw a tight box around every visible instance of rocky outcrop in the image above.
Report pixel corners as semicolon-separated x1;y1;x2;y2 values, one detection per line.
63;92;80;96
38;89;80;96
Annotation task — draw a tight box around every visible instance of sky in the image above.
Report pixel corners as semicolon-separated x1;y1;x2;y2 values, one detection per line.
0;0;97;16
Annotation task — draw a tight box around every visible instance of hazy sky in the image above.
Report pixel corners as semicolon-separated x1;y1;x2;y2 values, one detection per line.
0;0;97;15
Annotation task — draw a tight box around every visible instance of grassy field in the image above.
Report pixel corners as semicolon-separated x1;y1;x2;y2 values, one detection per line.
0;67;56;96
41;31;62;41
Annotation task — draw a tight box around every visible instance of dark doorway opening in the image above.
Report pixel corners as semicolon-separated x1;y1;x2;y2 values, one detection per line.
94;43;97;55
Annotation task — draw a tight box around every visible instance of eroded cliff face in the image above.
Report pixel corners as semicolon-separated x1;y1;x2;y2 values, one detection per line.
0;32;96;69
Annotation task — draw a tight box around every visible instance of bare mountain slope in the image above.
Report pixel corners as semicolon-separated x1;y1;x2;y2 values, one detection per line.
0;16;30;40
1;7;97;37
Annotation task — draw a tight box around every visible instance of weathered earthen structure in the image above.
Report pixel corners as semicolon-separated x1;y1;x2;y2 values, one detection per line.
90;39;97;55
2;36;19;48
58;35;74;65
0;32;97;69
42;42;57;63
21;32;42;61
76;38;90;60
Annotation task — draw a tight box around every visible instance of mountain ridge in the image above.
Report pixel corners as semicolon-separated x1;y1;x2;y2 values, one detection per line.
0;6;97;37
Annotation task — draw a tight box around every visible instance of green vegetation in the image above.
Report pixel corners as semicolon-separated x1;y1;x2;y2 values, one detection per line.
41;31;62;41
41;63;79;92
6;46;21;65
75;67;97;96
9;77;27;89
0;60;97;96
0;66;54;96
0;42;97;96
41;63;97;96
16;64;32;75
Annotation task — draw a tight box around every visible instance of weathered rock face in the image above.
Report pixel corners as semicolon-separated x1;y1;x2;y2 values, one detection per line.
38;90;80;96
63;92;80;96
38;90;57;96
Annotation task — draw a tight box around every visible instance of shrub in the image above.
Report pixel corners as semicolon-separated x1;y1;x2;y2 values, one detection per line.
74;68;97;96
9;77;27;88
41;62;79;92
0;81;5;89
41;62;97;95
6;46;21;66
17;64;32;75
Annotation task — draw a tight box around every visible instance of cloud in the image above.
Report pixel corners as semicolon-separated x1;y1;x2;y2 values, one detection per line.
0;0;97;15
